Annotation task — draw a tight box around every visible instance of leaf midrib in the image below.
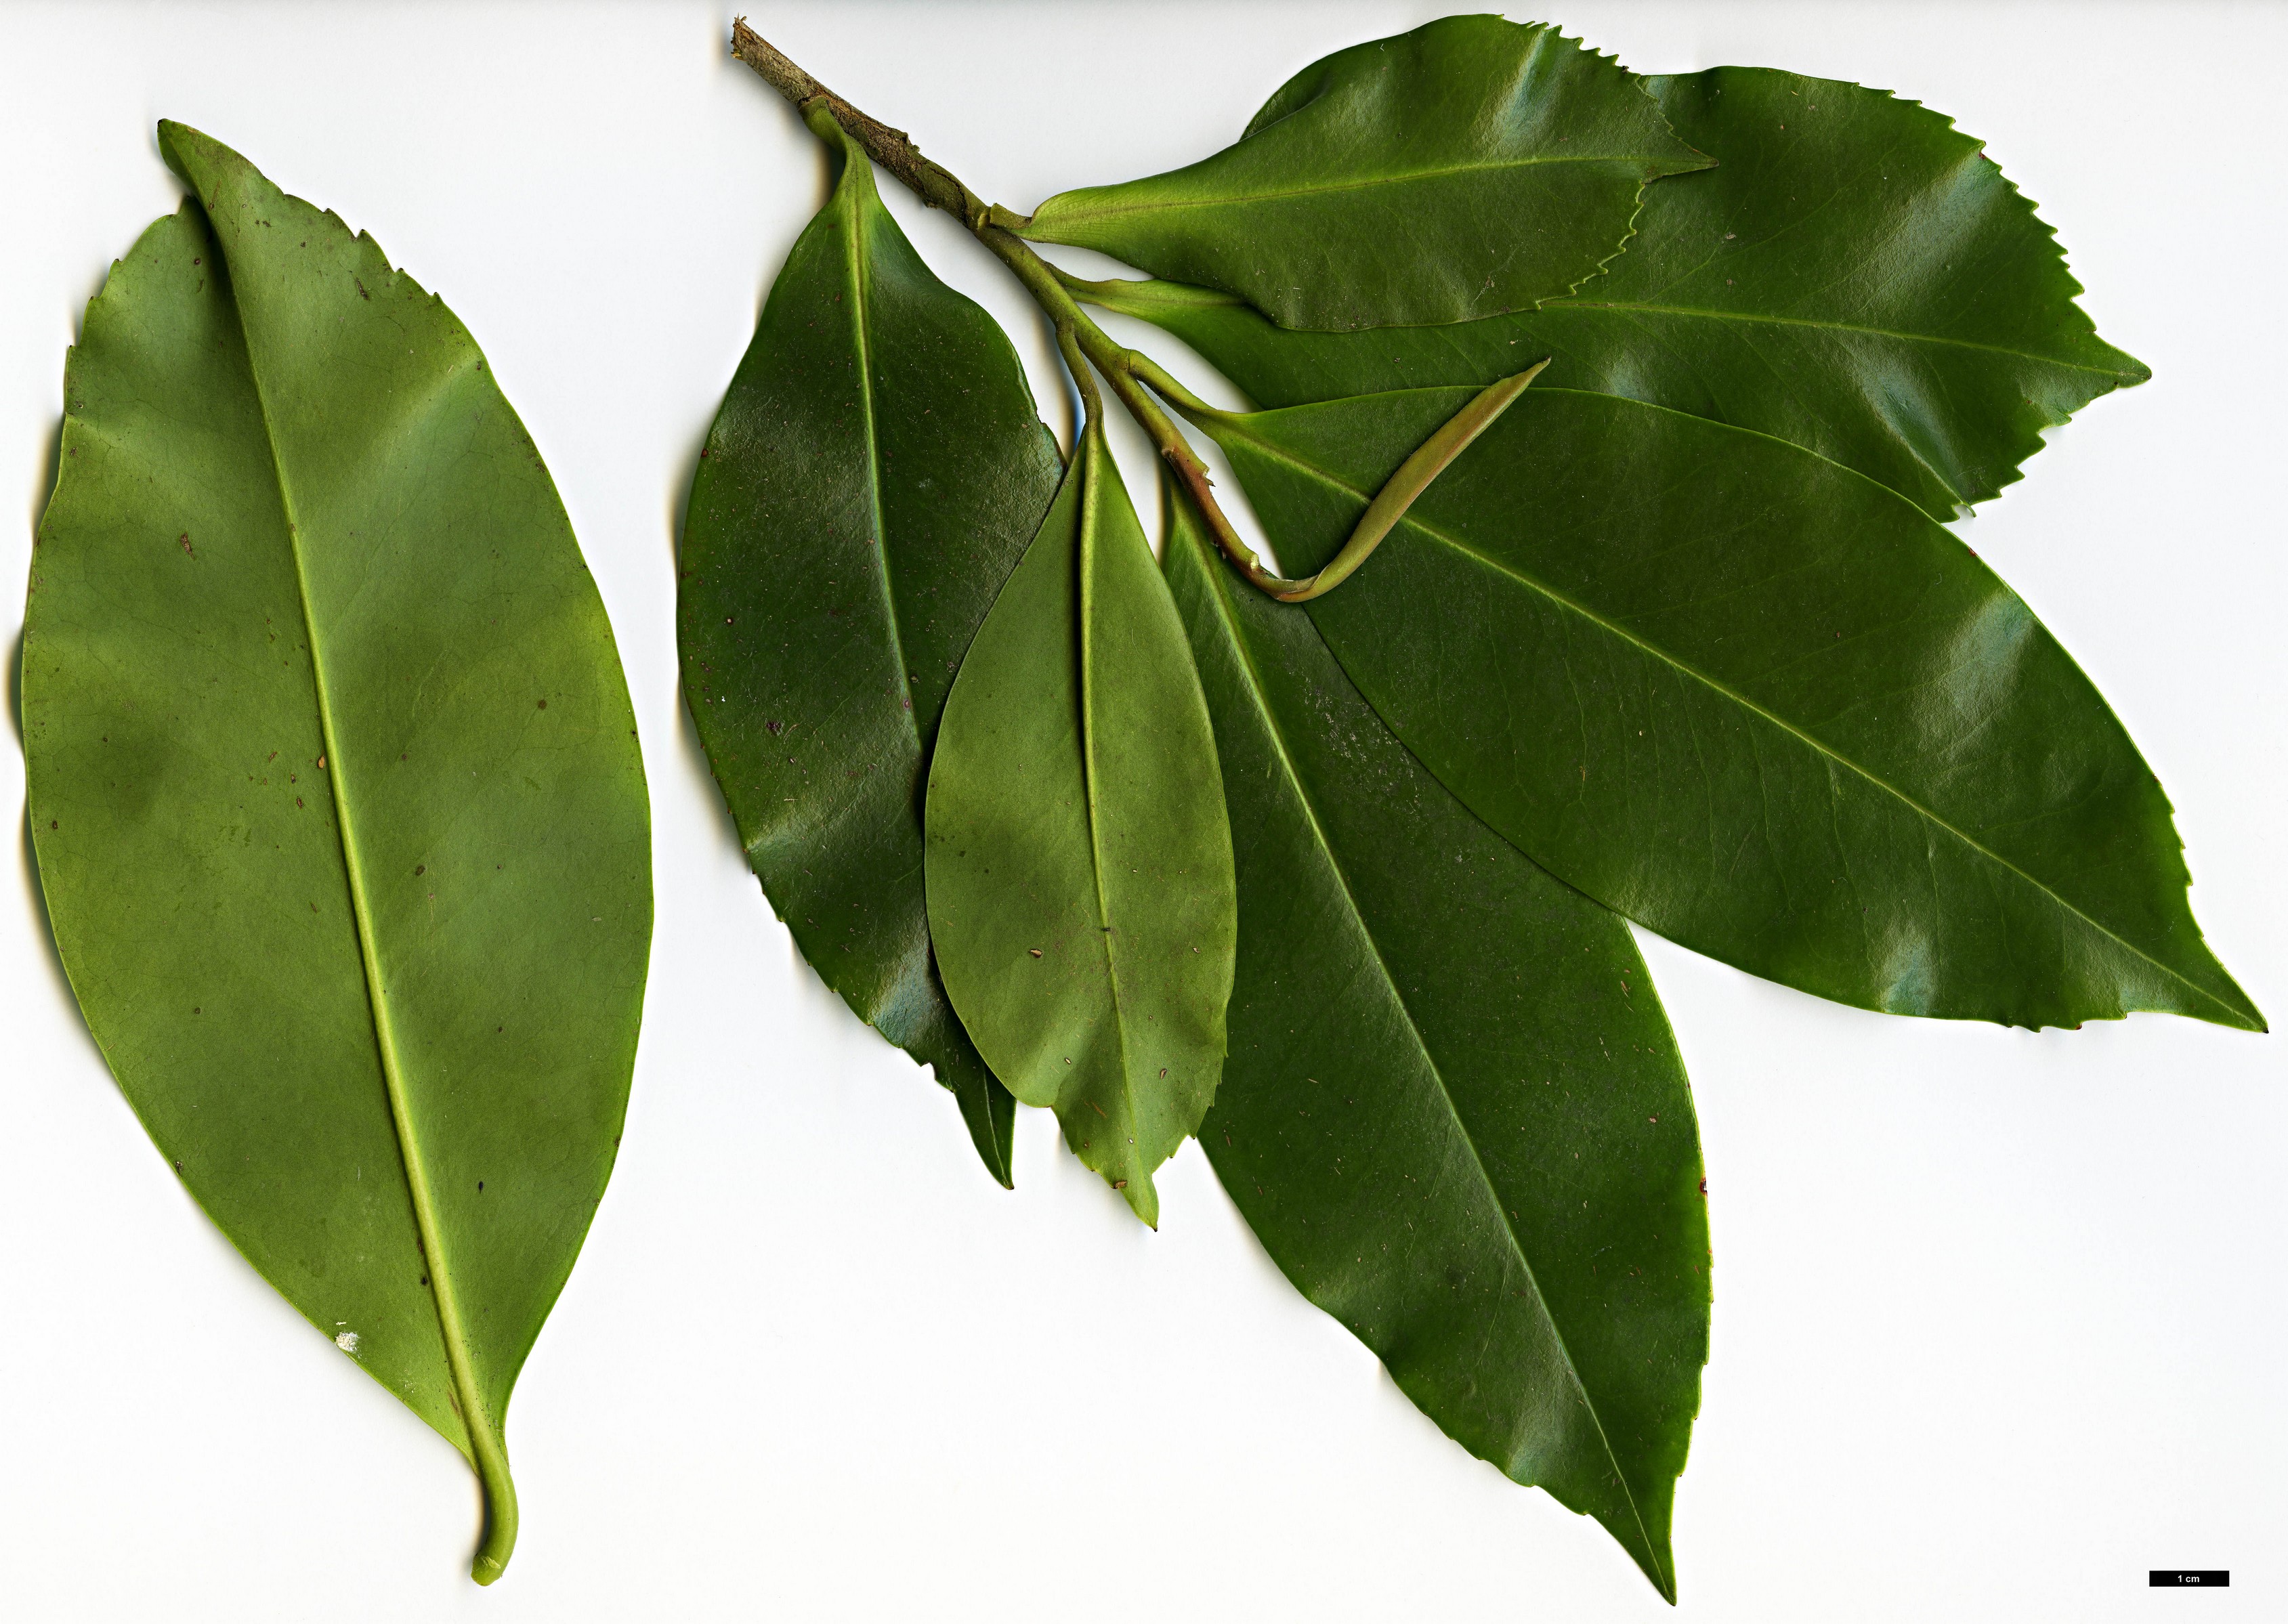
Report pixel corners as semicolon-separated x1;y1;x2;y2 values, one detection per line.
1098;276;2136;380
223;234;501;1466
1037;150;1660;228
1191;540;1662;1584
841;164;925;764
1076;441;1149;1184
1224;416;2247;1026
1552;297;2136;375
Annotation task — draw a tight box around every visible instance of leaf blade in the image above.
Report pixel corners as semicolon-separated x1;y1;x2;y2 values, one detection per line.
1021;17;1708;332
1164;492;1708;1598
679;121;1061;1188
1205;387;2260;1032
1088;68;2146;519
925;429;1236;1222
24;124;653;1579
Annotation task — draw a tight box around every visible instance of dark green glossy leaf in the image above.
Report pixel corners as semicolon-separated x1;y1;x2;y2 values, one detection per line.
925;426;1235;1224
1201;387;2261;1032
1020;16;1707;333
1087;67;2146;520
21;124;652;1581
1164;492;1707;1600
681;114;1065;1187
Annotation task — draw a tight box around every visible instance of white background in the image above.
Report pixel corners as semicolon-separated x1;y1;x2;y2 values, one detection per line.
2;3;2281;1619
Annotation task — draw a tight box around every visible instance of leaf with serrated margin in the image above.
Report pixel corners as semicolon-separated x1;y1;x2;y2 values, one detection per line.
22;123;652;1582
1021;16;1708;333
681;111;1065;1187
1165;490;1708;1600
1198;387;2261;1032
1084;68;2146;521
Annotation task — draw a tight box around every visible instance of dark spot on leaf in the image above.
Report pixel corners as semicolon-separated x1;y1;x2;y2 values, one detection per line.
415;865;425;876
537;699;547;709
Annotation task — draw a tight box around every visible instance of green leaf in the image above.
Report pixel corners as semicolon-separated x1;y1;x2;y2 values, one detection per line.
681;112;1064;1188
21;123;652;1582
1019;16;1708;333
1164;493;1708;1600
1200;387;2262;1033
1084;67;2147;521
925;425;1236;1224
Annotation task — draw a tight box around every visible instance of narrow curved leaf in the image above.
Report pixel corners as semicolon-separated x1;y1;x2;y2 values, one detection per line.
1087;68;2147;520
1020;16;1708;333
925;427;1235;1224
21;124;652;1581
681;114;1064;1187
1202;387;2260;1032
1165;494;1708;1600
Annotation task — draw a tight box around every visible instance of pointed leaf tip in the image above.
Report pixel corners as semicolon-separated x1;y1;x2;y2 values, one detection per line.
1164;493;1705;1597
927;429;1236;1215
1024;16;1703;331
1204;385;2257;1032
26;129;646;1575
679;95;1059;1189
1095;67;2156;519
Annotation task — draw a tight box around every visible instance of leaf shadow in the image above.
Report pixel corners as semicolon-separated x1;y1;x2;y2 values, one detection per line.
12;625;85;1038
14;282;121;1056
13;406;75;997
23;407;60;561
662;421;746;859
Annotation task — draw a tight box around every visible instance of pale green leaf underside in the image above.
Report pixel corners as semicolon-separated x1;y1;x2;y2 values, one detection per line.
926;429;1236;1224
23;124;651;1579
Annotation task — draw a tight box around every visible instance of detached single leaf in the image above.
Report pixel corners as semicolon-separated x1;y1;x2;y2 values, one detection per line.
1020;16;1707;332
22;124;652;1581
1087;68;2147;520
1203;387;2260;1032
681;112;1063;1187
1165;494;1708;1600
925;427;1235;1224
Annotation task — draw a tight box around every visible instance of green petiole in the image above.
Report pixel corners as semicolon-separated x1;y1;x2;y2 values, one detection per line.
741;18;1531;603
